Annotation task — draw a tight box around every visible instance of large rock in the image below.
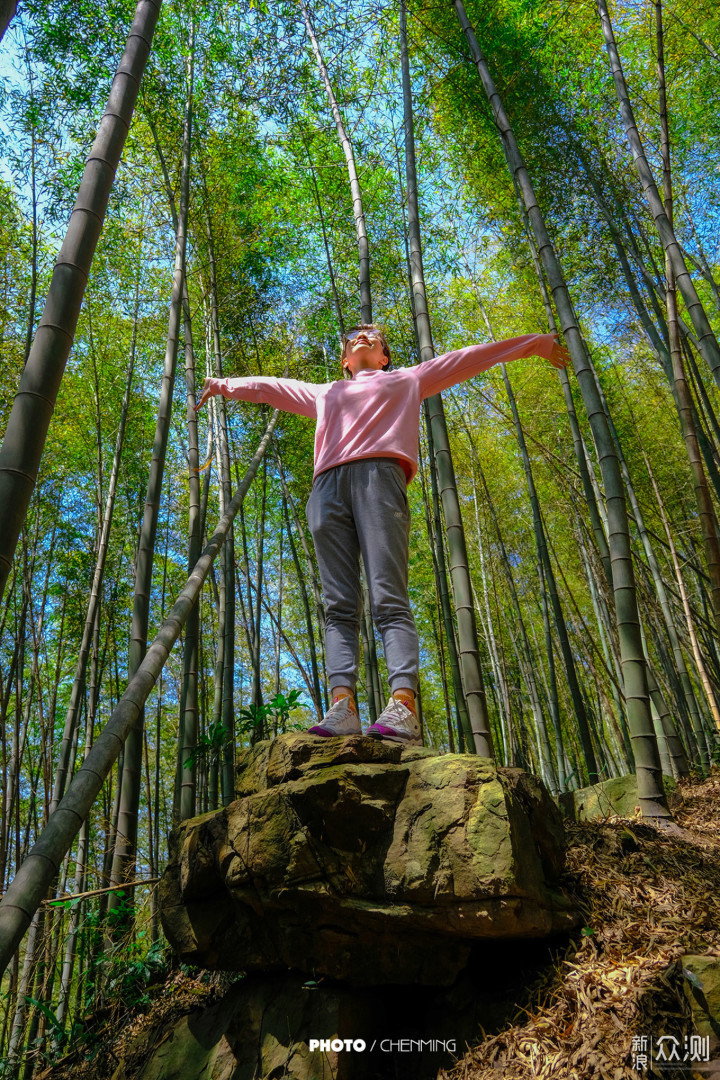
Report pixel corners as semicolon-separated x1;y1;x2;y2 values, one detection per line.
110;959;548;1080
682;954;720;1065
116;955;551;1080
558;773;679;822
126;976;374;1080
160;734;576;985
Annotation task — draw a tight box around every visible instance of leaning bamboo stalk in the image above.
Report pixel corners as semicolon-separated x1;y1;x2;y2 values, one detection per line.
0;412;278;976
0;579;28;892
685;344;720;458
517;190;612;588
682;212;720;316
178;269;201;822
275;456;326;636
422;406;474;750
469;473;511;760
204;211;237;795
54;684;95;1033
250;461;268;724
279;477;325;718
5;908;43;1067
302;133;346;334
5;554;49;872
0;0;162;603
148;71;201;825
463;410;565;786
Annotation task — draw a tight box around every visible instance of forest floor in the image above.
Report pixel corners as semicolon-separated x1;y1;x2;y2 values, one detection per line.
442;768;720;1080
38;769;720;1080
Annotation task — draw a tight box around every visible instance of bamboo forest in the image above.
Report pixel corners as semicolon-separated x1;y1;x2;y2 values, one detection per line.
0;0;719;1076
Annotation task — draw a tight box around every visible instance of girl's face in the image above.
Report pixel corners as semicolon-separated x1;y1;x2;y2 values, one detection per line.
342;329;389;377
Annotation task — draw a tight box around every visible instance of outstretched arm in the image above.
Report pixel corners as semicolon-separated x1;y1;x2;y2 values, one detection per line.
195;374;321;418
416;333;569;400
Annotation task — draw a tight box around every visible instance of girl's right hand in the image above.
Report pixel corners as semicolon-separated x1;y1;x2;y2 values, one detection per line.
548;334;570;369
195;378;215;412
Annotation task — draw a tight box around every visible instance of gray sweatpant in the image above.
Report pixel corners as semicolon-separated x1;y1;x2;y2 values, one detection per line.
305;458;419;696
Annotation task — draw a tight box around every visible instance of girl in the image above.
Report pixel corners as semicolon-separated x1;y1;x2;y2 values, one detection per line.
196;326;568;746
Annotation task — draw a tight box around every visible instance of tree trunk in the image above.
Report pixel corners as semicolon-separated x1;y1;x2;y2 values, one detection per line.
54;632;97;1033
178;273;201;820
455;0;668;815
302;132;346;335
646;453;720;745
249;459;267;743
595;357;710;768
0;579;29;892
51;312;137;815
109;70;192;909
149;65;201;824
0;0;162;602
5;908;44;1070
595;0;720;386
278;467;325;718
418;416;471;748
511;184;613;589
402;0;492;756
299;0;370;321
276;457;328;709
463;410;565;787
654;0;720;637
418;448;472;750
299;2;383;711
204;208;237;798
469;478;512;762
479;287;596;778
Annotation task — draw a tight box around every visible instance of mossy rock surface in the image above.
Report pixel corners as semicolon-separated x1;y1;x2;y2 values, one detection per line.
160;734;576;985
682;954;720;1051
132;976;367;1080
558;774;680;822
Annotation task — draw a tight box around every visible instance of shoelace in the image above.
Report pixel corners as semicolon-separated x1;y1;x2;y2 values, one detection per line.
385;699;414;722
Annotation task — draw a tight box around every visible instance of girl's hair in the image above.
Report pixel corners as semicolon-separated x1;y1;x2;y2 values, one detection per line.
341;324;392;379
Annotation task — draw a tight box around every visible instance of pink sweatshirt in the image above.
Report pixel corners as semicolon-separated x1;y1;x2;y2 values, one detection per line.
207;333;558;483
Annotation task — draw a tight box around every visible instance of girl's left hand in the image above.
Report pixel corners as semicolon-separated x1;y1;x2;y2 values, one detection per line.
548;335;570;369
195;377;215;412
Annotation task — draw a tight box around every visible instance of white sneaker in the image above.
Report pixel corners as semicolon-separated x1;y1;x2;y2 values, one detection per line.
307;696;361;738
366;698;422;745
